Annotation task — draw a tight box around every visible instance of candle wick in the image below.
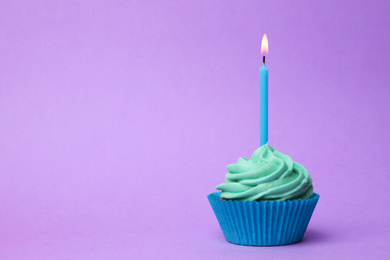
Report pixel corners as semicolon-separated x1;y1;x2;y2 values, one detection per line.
263;56;265;65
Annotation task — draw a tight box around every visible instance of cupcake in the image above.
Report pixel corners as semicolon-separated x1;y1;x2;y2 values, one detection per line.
208;144;319;246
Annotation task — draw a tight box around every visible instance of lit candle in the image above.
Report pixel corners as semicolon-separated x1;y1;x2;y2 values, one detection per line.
260;34;269;146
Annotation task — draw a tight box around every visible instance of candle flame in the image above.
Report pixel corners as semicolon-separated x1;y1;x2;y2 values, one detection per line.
261;34;268;55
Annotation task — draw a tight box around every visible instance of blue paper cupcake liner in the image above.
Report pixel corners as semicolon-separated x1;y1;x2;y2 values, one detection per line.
208;192;320;246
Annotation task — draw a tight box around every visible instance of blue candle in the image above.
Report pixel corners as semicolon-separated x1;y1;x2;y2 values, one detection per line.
260;34;269;146
260;64;268;146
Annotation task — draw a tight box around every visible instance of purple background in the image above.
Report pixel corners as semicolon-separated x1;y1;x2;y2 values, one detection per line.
0;1;389;259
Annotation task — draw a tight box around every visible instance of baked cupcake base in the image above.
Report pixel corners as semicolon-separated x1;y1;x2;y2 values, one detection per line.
208;192;320;246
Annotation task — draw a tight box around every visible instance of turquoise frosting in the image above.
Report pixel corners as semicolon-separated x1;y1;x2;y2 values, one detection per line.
216;144;313;202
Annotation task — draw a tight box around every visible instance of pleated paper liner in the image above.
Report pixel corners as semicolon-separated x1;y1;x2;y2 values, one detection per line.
208;192;320;246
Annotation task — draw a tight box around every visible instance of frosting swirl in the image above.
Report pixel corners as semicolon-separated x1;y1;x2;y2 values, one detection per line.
216;144;313;202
